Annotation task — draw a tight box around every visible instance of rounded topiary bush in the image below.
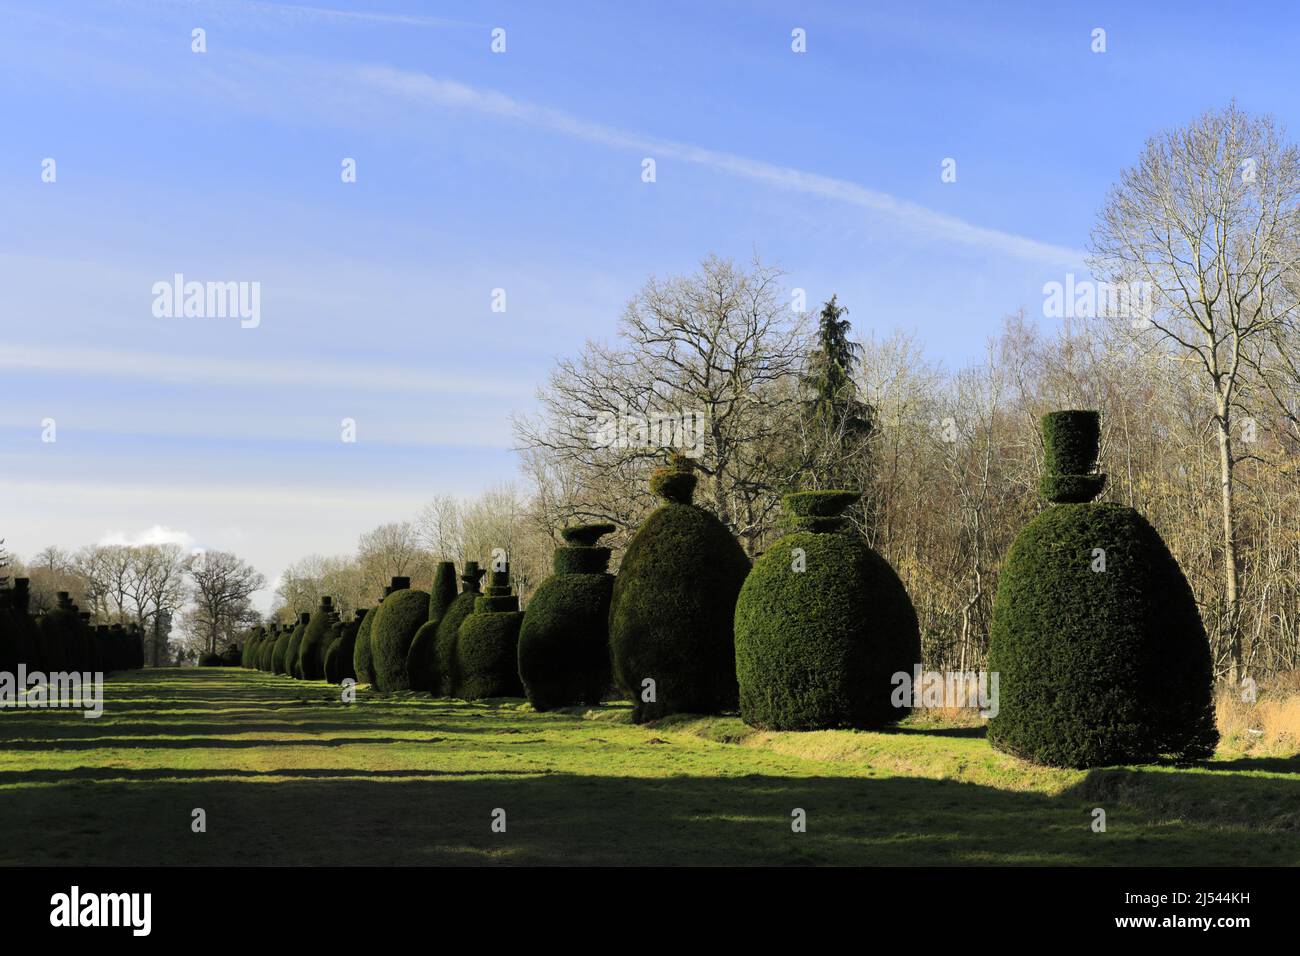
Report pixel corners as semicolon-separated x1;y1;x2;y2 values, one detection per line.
734;491;920;730
272;617;301;675
456;565;525;700
325;610;365;684
241;627;261;669
297;597;338;680
127;623;145;670
0;591;18;676
369;577;428;692
37;592;78;673
258;626;278;670
434;562;484;697
517;524;616;710
353;604;380;685
407;562;458;692
4;580;41;671
609;454;751;722
284;613;310;678
986;410;1218;768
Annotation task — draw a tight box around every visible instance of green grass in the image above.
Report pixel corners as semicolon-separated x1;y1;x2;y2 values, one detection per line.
0;668;1296;865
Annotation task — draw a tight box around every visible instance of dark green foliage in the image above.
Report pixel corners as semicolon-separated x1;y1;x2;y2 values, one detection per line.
561;523;617;547
3;580;41;671
406;621;439;692
1039;473;1107;504
241;627;264;669
125;624;145;670
353;608;377;685
434;562;484;697
324;611;363;684
987;501;1218;767
735;491;920;730
456;565;524;700
297;598;338;681
800;296;874;491
257;628;277;670
1041;410;1101;476
0;591;17;676
553;548;612;574
37;593;77;673
199;651;223;666
369;579;428;692
272;619;299;675
609;466;751;722
517;525;614;710
647;453;698;503
783;490;862;521
1039;410;1106;504
285;613;309;678
429;562;457;623
406;562;458;692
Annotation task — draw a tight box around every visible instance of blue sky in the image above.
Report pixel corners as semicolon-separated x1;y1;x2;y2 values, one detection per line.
3;0;1298;605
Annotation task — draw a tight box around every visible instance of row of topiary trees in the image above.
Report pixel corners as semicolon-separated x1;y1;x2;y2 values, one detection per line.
236;410;1218;770
0;579;147;675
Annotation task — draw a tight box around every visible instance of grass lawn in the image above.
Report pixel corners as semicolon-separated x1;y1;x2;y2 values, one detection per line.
0;668;1296;865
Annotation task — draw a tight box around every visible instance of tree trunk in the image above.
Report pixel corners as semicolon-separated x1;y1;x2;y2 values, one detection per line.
1216;399;1242;684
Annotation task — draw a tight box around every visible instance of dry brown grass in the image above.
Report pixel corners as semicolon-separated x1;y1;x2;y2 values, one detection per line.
1215;671;1300;756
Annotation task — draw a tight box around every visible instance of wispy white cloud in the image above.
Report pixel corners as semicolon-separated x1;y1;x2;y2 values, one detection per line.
98;524;198;550
0;344;532;401
356;66;1088;268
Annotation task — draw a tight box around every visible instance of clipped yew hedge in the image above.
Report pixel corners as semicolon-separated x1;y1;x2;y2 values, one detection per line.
456;565;524;700
353;606;378;685
435;562;484;697
369;577;428;692
734;490;920;730
297;597;338;680
609;455;750;722
517;524;615;710
324;610;365;684
986;410;1218;767
407;562;458;692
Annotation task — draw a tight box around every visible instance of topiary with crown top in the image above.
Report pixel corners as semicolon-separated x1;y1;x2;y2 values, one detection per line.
353;589;388;686
609;453;751;722
297;597;339;680
986;410;1218;767
285;612;309;678
407;561;459;692
324;609;365;684
734;489;920;730
456;563;525;699
517;523;616;709
369;577;428;691
434;562;485;697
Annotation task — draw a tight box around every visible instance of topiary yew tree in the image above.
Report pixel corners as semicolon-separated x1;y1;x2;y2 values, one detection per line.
407;562;458;692
435;562;485;697
456;564;525;700
285;613;310;678
325;610;365;684
297;597;339;680
986;410;1218;768
4;579;41;671
517;523;616;710
353;599;383;685
734;490;920;730
369;577;428;692
609;454;751;722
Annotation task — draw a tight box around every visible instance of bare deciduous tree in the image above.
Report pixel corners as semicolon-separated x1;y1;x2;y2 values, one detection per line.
1090;103;1300;682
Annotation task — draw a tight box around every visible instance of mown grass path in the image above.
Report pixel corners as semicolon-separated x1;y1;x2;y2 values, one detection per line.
0;669;1296;865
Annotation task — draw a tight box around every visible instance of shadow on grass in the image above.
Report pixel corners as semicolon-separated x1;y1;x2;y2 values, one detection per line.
0;769;1293;866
